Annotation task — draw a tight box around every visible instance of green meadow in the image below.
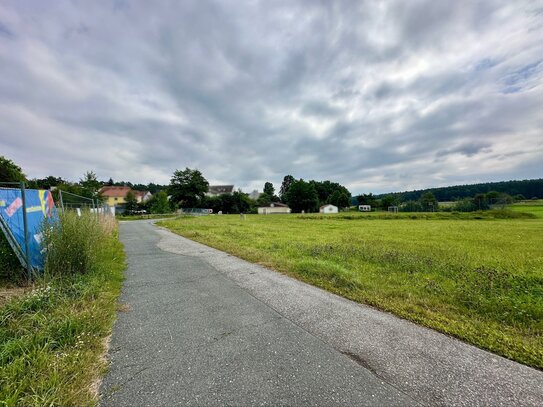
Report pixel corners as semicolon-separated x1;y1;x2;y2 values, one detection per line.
160;210;543;369
510;200;543;219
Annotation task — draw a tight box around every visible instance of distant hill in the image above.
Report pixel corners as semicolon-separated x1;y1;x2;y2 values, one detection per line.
375;178;543;202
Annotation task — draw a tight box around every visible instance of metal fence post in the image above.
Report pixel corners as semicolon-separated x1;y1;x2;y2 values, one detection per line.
59;189;65;213
20;182;32;280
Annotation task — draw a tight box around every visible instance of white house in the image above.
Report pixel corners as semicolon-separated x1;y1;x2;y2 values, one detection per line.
258;202;291;215
320;204;338;214
134;190;153;203
358;205;371;212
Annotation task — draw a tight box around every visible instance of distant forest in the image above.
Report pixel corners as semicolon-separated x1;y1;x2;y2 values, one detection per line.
375;179;543;202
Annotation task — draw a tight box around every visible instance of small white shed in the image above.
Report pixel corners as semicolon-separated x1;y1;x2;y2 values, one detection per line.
358;205;371;212
320;204;338;214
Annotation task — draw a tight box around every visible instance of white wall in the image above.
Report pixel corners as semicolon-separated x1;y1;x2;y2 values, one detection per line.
258;207;291;214
320;205;338;213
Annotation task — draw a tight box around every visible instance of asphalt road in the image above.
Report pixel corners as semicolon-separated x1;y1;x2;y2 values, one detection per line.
100;220;543;406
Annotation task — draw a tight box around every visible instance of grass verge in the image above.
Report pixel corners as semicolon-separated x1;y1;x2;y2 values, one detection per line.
159;212;543;369
117;213;178;221
0;212;125;406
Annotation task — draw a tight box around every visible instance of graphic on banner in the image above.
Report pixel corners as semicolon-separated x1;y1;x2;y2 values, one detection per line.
0;188;59;269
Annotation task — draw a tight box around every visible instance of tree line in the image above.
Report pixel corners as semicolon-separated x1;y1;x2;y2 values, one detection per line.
374;178;543;202
0;156;352;214
356;190;528;213
168;169;352;214
4;154;538;215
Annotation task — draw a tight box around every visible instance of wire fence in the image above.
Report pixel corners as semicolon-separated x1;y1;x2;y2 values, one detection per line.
57;189;113;217
178;208;212;216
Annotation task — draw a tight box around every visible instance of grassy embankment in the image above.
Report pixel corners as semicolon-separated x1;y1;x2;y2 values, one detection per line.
0;212;125;406
160;209;543;369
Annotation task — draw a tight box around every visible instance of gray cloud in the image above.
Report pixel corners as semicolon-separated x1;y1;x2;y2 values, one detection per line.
0;0;542;195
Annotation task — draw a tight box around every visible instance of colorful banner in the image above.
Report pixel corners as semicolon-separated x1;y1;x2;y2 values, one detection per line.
0;188;59;270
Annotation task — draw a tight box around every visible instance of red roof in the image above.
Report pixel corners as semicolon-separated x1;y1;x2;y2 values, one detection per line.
100;186;131;198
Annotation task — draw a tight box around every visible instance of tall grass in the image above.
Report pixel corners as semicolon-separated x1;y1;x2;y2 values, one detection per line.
41;211;105;277
0;211;125;406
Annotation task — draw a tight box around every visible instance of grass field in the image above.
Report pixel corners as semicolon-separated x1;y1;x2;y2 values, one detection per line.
160;210;543;369
510;200;543;218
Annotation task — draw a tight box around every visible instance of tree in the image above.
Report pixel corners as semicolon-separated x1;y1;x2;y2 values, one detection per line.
473;193;489;210
107;178;114;186
169;168;209;208
79;170;101;198
329;191;350;209
150;191;171;214
485;191;500;205
454;198;476;212
279;175;295;203
420;192;438;211
356;193;377;207
0;156;26;182
232;191;253;213
124;190;138;214
401;200;423;212
263;182;275;197
285;179;318;213
380;195;398;210
27;176;65;190
310;180;351;205
256;193;272;207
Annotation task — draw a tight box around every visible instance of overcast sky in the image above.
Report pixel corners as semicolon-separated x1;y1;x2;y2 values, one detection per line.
1;1;542;194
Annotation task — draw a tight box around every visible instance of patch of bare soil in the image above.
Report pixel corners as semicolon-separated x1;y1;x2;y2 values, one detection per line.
90;334;112;401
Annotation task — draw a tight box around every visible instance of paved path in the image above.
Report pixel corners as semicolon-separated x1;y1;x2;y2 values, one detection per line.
101;220;543;406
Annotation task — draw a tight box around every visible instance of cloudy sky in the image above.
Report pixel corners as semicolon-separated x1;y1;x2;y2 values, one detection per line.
1;1;542;194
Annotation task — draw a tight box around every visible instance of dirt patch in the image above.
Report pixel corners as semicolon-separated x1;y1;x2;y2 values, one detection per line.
90;334;112;401
117;303;131;312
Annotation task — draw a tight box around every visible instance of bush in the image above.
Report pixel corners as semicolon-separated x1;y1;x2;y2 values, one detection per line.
41;211;106;277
